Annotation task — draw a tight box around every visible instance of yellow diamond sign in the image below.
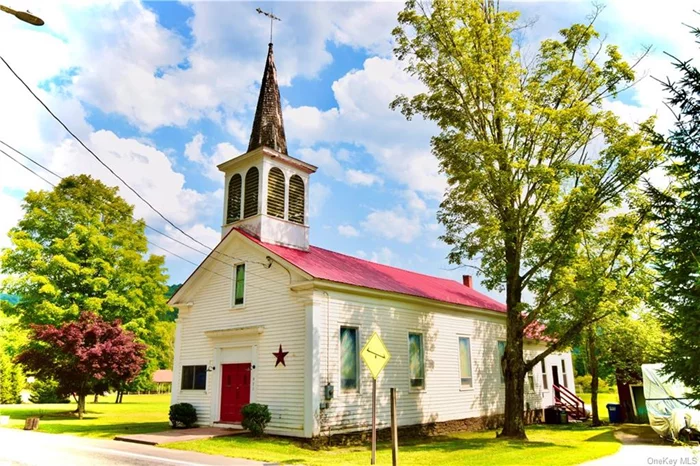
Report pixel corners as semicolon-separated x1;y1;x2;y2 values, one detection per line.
361;332;391;379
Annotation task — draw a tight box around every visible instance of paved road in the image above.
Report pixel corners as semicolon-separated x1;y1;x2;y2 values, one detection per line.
583;443;699;465
0;428;272;466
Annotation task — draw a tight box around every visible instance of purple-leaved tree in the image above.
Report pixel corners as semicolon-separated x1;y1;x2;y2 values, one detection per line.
17;311;146;418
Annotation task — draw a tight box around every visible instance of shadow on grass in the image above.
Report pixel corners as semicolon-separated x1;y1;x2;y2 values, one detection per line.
397;435;569;453
39;421;170;436
585;430;618;443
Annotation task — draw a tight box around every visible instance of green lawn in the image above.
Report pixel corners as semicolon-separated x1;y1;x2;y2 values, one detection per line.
0;393;170;438
165;424;621;466
578;392;619;422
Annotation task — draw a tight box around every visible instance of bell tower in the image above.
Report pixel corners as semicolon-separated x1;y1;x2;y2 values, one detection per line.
217;43;317;250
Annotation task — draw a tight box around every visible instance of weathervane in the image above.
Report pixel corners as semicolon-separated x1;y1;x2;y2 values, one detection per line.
256;7;281;44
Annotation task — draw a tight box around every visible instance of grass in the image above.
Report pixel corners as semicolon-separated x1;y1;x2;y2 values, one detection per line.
164;424;621;466
578;392;619;422
0;393;170;438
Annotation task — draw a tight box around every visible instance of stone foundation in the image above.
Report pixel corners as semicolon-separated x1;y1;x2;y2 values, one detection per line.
310;409;544;447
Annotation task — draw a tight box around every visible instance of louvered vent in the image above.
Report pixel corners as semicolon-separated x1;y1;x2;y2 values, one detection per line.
288;174;305;224
267;167;285;219
244;167;259;218
226;174;242;223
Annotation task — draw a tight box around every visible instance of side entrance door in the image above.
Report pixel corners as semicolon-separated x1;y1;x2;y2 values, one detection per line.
551;365;560;401
220;363;251;423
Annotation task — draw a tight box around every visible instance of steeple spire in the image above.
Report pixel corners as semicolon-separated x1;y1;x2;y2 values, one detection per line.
248;43;288;155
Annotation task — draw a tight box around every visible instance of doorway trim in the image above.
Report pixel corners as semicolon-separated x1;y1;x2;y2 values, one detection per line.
211;343;258;425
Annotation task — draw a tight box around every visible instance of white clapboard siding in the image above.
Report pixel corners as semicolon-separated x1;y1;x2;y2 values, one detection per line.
171;235;307;435
313;289;574;433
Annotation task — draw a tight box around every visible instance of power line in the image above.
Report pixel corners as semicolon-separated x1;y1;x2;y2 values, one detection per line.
0;148;56;187
0;146;285;287
0;54;256;268
0;135;267;269
0;139;61;179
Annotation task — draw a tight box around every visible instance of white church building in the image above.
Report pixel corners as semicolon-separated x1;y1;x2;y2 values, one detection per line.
169;43;577;438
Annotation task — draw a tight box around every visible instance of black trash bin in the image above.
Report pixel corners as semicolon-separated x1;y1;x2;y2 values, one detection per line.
607;403;623;423
544;406;569;424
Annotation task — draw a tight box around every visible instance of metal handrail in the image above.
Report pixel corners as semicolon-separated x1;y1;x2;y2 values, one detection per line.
553;383;586;418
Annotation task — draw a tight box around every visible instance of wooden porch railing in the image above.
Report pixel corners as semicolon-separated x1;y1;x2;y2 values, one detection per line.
553;383;587;420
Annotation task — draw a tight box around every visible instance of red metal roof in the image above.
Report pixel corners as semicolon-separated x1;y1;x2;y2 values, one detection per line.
238;229;506;313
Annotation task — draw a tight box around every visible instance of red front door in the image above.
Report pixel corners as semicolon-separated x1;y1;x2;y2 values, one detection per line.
220;363;251;423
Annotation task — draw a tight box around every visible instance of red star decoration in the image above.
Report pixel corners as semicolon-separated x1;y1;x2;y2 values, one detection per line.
273;344;289;367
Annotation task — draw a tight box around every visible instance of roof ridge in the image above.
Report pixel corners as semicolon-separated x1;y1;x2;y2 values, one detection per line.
308;243;483;291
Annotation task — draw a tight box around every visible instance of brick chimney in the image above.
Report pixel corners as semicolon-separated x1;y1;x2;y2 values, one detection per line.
462;274;473;288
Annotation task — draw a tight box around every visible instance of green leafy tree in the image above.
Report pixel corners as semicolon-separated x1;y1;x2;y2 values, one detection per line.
546;210;656;425
392;0;661;437
0;175;170;356
650;23;700;398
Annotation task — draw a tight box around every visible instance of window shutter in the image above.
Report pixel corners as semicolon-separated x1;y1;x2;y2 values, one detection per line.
267;167;285;219
244;167;259;218
288;174;305;224
226;174;242;223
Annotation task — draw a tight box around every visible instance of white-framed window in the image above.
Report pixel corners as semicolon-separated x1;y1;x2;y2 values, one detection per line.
497;340;506;384
340;326;359;391
408;332;425;389
541;360;549;390
527;370;535;392
181;365;207;390
458;336;473;388
561;359;568;388
232;263;245;306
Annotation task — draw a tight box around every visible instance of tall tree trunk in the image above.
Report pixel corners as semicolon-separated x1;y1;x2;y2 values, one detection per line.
77;394;86;420
499;252;527;440
93;393;99;403
587;326;601;426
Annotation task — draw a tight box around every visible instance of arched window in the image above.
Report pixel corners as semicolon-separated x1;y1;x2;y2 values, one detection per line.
267;167;285;219
243;167;259;218
288;174;305;224
226;174;242;223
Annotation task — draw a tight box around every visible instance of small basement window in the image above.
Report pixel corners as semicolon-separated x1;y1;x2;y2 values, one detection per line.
233;264;245;306
181;365;207;390
409;332;425;389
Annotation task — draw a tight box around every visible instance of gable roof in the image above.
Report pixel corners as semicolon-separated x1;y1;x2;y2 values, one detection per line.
237;229;506;313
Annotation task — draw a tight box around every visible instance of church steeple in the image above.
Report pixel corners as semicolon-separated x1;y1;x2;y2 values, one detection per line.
248;43;288;155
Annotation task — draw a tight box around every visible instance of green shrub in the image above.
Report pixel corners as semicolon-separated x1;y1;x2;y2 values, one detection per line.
0;353;23;404
575;374;615;393
169;403;197;428
29;378;70;404
241;403;271;436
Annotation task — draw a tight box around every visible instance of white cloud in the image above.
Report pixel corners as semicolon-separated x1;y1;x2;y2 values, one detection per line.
345;169;382;187
184;133;241;182
309;183;331;218
48;130;215;227
361;209;423;244
285;57;445;198
0;192;23;251
369;247;395;265
298;147;382;187
337;224;360;237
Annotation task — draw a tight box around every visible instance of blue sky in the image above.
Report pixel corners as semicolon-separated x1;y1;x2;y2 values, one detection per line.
0;1;696;301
